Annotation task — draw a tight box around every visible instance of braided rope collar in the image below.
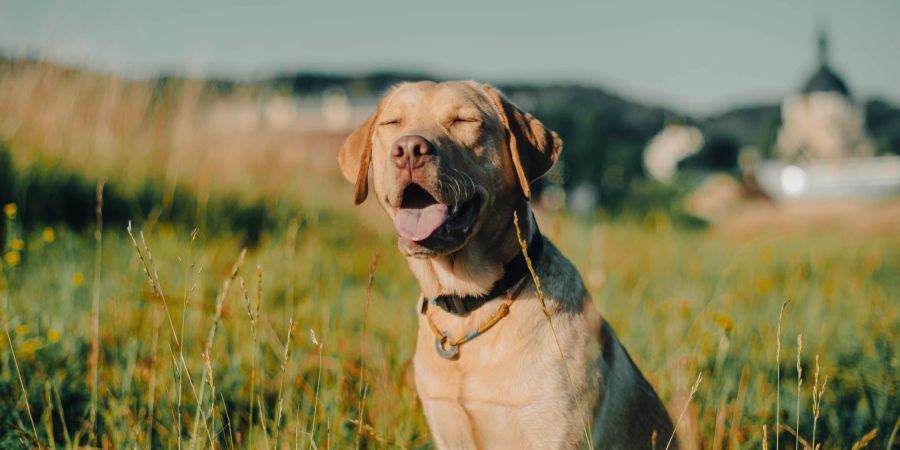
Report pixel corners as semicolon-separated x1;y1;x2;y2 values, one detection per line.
420;225;544;359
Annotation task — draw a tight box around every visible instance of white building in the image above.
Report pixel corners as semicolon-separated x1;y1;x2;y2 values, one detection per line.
775;32;872;162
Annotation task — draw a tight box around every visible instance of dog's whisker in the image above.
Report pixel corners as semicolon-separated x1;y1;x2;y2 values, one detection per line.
443;172;462;205
451;168;472;203
454;169;469;201
439;175;456;205
454;168;474;200
448;176;459;205
453;176;464;204
462;171;477;198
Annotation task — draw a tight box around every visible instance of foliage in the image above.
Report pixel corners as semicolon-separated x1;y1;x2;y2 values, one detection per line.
1;166;898;447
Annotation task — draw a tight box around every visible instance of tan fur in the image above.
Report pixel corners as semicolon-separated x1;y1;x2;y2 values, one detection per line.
339;81;677;449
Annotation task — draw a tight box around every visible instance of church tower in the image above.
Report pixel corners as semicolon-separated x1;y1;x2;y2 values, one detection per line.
775;27;872;161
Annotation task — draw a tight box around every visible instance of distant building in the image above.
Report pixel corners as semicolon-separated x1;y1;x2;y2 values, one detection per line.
775;31;872;161
643;124;704;183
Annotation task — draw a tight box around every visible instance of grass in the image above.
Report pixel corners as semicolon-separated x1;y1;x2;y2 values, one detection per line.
1;200;896;449
0;59;898;449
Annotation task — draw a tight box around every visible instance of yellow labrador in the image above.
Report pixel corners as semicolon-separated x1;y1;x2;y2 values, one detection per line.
338;81;677;449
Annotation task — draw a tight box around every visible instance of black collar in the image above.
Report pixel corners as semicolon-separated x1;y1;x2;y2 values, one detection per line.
426;225;544;316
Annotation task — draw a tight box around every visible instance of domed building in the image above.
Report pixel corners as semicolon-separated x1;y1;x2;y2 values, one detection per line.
775;31;872;161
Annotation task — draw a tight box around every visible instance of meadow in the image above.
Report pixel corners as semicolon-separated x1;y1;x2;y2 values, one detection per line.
0;60;898;449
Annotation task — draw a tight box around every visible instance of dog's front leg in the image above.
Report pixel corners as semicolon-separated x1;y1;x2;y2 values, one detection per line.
421;398;479;450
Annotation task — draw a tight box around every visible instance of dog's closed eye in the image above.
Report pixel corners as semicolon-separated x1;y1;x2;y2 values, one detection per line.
379;118;402;126
450;116;482;125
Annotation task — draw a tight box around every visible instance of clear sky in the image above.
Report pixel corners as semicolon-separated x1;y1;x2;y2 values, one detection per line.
2;0;898;114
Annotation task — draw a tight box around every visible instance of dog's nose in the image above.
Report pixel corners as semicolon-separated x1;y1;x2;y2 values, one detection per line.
391;135;433;169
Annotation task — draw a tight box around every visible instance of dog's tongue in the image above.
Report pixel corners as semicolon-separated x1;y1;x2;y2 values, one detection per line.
393;203;449;241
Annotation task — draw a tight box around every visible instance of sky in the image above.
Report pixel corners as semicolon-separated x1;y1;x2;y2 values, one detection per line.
2;0;898;114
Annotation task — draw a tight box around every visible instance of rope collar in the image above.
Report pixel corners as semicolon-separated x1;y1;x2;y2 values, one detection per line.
425;279;528;359
425;224;544;316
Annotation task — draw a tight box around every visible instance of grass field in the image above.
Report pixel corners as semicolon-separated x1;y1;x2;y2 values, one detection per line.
0;61;898;449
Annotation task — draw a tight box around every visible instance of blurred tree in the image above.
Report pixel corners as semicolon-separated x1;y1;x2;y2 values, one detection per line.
680;133;740;172
865;99;900;155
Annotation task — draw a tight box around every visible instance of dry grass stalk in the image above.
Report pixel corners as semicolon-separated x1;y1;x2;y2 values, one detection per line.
326;417;332;450
191;248;246;448
795;333;803;450
239;273;262;447
762;424;768;450
126;222;180;347
712;405;726;450
52;383;72;447
512;212;594;450
781;424;810;449
204;248;246;352
775;300;789;450
811;354;828;450
220;392;236;449
5;327;42;449
147;309;161;449
348;409;398;448
667;372;703;450
257;395;271;448
357;253;378;448
126;222;213;446
849;428;877;450
308;328;324;449
295;404;302;450
887;419;900;450
273;317;296;449
729;366;749;447
177;227;200;450
202;350;217;441
42;383;55;449
88;180;104;444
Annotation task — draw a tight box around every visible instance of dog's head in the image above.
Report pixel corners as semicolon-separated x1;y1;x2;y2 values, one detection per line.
338;81;561;258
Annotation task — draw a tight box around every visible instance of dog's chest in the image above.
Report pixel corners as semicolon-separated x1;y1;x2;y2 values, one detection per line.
413;299;595;449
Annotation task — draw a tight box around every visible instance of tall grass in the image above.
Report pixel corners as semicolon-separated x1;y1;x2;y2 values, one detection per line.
2;204;896;448
0;59;897;449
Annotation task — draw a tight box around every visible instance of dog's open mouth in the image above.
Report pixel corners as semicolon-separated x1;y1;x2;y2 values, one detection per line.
393;183;480;244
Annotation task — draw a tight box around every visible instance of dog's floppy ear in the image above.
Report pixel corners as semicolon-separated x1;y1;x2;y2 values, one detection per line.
483;85;562;200
338;102;384;205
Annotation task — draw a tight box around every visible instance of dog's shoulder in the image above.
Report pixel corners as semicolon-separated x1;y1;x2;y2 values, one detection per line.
534;236;589;314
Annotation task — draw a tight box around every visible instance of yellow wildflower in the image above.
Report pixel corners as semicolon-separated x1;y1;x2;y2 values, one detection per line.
4;251;20;267
10;239;24;251
755;275;775;294
20;338;42;356
72;272;85;286
2;203;16;219
47;329;61;343
712;313;735;335
43;227;55;243
14;324;29;335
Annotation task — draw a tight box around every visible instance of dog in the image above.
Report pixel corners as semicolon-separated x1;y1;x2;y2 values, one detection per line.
338;81;677;449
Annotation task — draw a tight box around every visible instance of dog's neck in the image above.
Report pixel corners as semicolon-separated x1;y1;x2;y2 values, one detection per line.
406;201;534;300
